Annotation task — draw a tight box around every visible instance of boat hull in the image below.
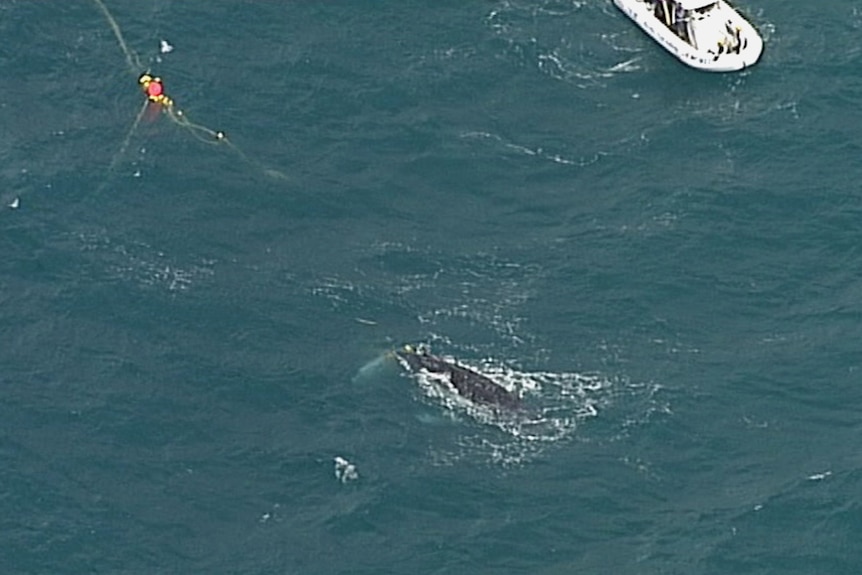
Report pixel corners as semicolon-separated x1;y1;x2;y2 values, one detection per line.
613;0;763;72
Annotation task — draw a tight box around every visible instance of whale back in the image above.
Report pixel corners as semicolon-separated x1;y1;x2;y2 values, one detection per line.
396;345;522;411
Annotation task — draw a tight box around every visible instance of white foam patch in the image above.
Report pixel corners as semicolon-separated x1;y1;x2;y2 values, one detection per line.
334;456;359;483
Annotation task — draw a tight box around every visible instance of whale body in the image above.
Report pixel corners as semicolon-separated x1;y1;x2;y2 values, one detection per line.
395;345;522;411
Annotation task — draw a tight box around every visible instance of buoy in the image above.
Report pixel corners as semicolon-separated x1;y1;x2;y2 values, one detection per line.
146;81;163;99
138;73;169;104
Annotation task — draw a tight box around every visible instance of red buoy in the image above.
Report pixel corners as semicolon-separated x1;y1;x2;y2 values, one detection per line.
147;81;163;98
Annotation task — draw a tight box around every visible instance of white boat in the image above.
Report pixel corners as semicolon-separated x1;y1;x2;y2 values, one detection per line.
613;0;763;72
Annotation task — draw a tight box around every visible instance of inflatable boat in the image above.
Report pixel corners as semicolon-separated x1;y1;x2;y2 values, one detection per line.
613;0;763;71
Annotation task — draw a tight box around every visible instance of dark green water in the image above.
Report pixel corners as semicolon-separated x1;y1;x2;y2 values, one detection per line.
2;1;861;573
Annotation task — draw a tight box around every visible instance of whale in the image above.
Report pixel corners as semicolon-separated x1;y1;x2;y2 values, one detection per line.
395;344;522;411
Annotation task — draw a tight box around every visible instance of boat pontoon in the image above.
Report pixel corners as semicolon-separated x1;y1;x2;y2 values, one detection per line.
613;0;763;71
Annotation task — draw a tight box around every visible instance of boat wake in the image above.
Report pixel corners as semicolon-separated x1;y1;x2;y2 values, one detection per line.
486;0;644;89
457;128;647;171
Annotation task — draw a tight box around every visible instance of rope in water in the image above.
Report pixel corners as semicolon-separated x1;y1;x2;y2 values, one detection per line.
91;0;289;179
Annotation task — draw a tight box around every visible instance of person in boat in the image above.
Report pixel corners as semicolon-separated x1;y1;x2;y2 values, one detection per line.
672;2;690;43
674;2;684;24
722;20;742;53
654;0;684;34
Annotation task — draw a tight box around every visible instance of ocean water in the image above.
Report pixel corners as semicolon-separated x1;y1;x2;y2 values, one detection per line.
2;1;861;573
